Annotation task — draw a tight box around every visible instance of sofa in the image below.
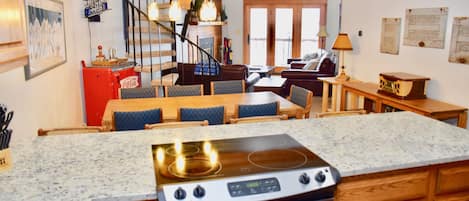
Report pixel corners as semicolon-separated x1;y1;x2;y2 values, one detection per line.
175;63;261;95
281;51;336;96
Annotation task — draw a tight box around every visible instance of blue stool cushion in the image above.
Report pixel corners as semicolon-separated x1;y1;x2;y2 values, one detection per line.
180;106;225;125
238;102;278;118
212;80;244;94
114;108;161;131
290;85;309;108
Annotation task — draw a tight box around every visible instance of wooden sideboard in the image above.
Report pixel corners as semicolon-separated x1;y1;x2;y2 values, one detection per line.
340;82;468;128
336;160;469;201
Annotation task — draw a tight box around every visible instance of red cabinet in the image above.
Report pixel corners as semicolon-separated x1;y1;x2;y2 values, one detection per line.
82;61;140;126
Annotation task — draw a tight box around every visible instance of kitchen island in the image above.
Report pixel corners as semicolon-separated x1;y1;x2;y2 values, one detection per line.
1;112;469;200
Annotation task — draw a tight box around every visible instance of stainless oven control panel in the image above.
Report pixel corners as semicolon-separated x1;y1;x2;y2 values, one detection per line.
158;166;337;201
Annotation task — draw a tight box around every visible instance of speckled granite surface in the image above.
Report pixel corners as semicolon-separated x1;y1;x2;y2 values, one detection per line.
1;112;469;201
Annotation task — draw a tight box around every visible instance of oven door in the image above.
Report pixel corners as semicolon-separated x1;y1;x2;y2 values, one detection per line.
271;185;335;201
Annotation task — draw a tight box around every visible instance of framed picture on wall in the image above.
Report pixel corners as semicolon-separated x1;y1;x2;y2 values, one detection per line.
24;0;66;80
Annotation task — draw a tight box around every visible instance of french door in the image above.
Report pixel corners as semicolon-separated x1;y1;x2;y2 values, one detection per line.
244;0;326;66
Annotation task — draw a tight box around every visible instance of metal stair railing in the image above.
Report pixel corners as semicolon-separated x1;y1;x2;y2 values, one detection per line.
123;0;221;86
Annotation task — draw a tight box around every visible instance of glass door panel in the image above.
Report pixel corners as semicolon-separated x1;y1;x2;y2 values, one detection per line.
274;8;293;66
300;8;321;57
249;8;268;65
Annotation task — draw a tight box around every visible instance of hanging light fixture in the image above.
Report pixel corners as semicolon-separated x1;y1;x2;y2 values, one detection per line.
147;0;159;21
200;0;217;21
169;0;181;21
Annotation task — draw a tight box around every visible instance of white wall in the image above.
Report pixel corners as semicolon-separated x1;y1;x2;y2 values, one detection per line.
0;0;90;142
221;0;244;64
222;0;341;64
341;0;469;127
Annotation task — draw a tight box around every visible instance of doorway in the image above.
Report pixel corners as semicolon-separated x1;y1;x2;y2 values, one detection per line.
243;0;327;66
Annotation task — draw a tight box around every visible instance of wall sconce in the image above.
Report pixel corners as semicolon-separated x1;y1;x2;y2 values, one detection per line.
147;0;159;21
200;0;217;21
169;0;182;21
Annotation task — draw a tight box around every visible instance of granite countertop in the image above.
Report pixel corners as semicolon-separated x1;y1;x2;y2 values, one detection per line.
1;112;469;201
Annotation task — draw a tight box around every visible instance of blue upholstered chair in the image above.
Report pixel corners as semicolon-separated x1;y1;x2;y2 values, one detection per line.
165;85;203;97
119;87;158;99
288;85;313;118
236;101;279;118
114;108;162;131
210;80;245;95
178;106;225;125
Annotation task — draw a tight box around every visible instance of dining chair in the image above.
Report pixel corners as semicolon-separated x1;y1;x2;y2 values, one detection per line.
288;85;313;118
178;106;225;125
119;87;158;99
164;84;203;97
316;110;367;118
37;126;104;136
230;114;288;124
114;108;162;131
235;101;279;118
210;80;245;95
145;120;209;129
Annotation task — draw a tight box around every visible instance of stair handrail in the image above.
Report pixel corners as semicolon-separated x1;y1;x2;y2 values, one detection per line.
125;0;222;66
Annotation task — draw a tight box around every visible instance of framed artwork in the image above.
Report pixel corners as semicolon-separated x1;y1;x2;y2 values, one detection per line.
403;7;448;49
24;0;66;80
449;17;469;65
380;18;401;55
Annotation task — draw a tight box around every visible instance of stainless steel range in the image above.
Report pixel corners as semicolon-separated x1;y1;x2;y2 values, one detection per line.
152;134;341;201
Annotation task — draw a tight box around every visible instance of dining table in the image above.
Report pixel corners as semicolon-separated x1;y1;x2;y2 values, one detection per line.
101;91;304;131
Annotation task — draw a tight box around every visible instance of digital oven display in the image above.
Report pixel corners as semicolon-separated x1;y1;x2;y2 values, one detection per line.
228;177;280;197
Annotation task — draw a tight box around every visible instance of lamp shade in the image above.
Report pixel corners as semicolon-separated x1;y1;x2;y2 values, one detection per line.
179;0;192;10
317;26;328;38
332;33;353;51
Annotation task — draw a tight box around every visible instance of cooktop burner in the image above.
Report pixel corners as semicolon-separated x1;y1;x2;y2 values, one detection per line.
152;134;340;201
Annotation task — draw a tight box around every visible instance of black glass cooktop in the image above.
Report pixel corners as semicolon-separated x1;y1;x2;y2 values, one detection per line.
152;134;330;185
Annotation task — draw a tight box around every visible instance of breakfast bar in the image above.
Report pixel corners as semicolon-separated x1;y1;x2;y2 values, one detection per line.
1;112;469;200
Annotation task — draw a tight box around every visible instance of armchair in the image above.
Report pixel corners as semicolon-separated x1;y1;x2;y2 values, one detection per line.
281;51;336;96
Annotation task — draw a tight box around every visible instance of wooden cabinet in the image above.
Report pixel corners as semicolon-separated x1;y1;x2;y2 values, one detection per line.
0;0;28;73
335;161;469;201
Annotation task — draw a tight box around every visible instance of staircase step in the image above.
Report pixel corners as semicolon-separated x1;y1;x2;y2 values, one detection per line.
151;73;179;87
134;62;177;72
158;3;171;9
130;50;176;58
128;26;172;34
138;13;172;22
132;38;175;46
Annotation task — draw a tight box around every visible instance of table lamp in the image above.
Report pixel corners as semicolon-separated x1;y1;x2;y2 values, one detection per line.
332;33;353;81
317;26;328;56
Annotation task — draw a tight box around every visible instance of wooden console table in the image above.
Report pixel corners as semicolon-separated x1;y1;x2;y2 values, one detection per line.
340;82;468;128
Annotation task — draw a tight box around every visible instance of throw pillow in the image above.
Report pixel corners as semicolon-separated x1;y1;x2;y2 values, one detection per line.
302;53;318;61
302;59;319;70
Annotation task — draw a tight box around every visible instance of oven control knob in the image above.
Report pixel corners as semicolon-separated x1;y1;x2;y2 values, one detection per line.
193;185;206;198
174;187;187;200
315;171;326;183
299;173;310;184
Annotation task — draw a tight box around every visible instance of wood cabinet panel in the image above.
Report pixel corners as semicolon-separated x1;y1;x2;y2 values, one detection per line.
436;165;469;195
435;191;469;201
335;171;430;201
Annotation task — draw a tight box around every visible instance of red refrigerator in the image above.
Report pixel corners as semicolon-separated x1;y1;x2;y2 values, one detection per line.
82;61;140;126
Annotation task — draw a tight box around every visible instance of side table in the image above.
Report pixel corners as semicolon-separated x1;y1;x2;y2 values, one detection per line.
318;77;342;112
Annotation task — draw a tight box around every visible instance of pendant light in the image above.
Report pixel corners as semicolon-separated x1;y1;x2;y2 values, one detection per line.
200;0;217;21
169;0;181;21
147;0;159;21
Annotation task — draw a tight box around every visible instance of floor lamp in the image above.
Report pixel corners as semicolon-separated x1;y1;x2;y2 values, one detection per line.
317;26;328;56
332;33;353;81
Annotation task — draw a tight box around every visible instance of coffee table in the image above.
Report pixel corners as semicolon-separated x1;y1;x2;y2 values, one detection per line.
253;76;287;96
247;65;274;78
